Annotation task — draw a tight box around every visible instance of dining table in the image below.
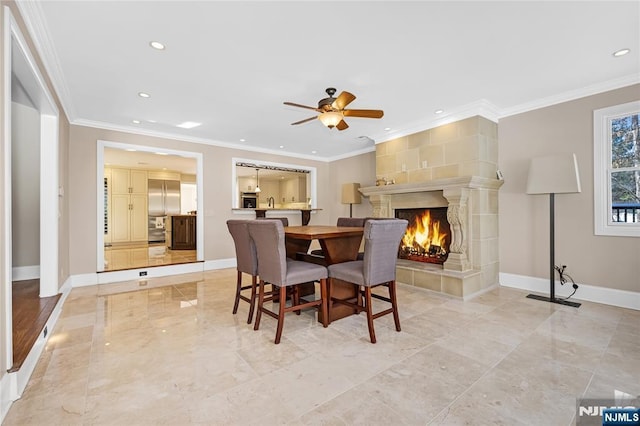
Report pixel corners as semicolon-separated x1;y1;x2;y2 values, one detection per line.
284;225;364;322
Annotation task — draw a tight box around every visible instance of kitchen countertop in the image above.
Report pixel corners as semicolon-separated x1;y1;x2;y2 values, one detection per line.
231;208;322;225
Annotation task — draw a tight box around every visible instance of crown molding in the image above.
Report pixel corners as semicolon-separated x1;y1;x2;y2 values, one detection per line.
15;0;77;121
499;74;640;118
73;118;335;162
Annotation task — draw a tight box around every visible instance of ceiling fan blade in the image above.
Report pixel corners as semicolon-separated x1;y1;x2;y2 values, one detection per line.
343;109;384;119
291;116;317;125
332;91;356;110
336;119;349;131
284;102;322;112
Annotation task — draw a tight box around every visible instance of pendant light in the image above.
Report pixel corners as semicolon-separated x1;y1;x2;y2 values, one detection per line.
255;168;261;193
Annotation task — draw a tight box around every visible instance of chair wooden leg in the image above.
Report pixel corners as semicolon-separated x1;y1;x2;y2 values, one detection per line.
232;270;242;314
254;279;265;331
364;286;376;343
293;285;301;315
246;275;258;324
319;278;328;328
275;286;287;344
389;280;401;332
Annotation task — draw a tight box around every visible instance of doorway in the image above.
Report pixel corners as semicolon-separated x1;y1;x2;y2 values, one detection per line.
97;141;204;273
3;7;60;376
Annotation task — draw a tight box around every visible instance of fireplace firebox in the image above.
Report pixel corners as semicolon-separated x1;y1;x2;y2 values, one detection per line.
396;207;450;264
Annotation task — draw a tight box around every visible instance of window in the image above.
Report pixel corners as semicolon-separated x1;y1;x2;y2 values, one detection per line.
594;101;640;237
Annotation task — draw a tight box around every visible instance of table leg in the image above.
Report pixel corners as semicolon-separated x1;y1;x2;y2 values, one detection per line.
319;278;359;323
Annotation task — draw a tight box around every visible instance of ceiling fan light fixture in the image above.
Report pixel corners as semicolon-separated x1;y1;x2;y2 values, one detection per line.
319;111;343;128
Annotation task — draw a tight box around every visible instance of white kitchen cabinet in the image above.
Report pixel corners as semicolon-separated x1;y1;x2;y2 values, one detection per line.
108;167;148;243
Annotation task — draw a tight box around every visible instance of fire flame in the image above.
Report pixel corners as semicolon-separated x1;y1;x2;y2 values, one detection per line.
401;210;447;255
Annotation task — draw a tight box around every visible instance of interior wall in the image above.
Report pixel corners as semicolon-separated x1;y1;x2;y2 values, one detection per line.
68;125;342;275
10;101;39;268
499;84;640;293
327;152;376;220
0;2;7;382
0;1;71;389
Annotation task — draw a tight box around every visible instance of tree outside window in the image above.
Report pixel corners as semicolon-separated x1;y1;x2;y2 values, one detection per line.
594;101;640;237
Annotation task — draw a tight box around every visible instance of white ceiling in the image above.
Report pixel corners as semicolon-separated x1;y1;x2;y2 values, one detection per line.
17;1;640;161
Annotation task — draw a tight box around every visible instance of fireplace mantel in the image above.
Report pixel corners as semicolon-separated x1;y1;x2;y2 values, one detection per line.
359;175;503;300
359;176;503;197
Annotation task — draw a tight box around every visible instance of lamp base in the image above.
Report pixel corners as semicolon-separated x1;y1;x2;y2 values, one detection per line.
526;293;581;308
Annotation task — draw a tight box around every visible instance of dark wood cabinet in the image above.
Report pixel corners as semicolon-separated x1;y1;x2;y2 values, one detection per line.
168;215;196;250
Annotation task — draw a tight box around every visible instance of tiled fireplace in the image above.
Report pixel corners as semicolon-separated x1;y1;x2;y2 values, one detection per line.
360;116;503;300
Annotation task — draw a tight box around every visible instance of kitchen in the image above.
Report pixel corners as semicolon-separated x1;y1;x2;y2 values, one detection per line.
103;147;198;271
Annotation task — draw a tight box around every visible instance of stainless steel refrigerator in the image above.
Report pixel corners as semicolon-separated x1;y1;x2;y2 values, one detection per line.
148;179;181;243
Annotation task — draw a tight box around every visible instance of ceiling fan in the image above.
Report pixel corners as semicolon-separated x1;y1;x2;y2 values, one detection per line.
284;87;384;131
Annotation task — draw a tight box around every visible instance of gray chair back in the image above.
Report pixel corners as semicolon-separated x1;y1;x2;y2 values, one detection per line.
226;220;258;276
363;219;408;285
247;220;288;285
256;217;289;226
336;217;366;227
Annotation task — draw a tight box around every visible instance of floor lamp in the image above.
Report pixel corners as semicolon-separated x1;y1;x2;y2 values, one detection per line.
525;153;582;308
341;183;361;218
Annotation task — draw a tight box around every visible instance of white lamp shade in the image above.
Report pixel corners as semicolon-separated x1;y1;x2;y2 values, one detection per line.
526;153;581;194
319;111;343;128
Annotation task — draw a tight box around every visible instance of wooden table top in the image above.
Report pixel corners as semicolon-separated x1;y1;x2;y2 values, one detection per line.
284;225;364;240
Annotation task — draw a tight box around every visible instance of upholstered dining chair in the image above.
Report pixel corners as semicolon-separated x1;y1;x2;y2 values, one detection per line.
226;220;260;324
327;218;408;343
256;217;289;226
248;220;329;344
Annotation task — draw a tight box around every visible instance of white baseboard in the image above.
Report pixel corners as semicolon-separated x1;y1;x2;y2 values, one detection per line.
499;272;640;311
11;265;39;281
70;260;236;290
0;369;11;424
204;258;235;270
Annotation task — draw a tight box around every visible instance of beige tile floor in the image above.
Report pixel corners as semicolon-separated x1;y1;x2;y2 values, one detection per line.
104;243;197;271
4;268;639;425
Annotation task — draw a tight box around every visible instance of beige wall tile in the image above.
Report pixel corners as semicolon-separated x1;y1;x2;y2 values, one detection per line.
462;274;483;297
457;116;481;138
444;137;480;164
478;116;498;138
395;148;420;172
441;276;463;297
433;164;460;179
408;168;432;182
408;129;430;148
396;267;414;285
419;144;445;167
382;136;409;154
431;122;459;145
376;154;396;176
413;270;442;292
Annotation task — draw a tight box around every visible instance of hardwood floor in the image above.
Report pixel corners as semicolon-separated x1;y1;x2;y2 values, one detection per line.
9;279;60;373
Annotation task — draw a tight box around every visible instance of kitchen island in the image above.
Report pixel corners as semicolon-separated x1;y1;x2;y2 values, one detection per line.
231;208;322;226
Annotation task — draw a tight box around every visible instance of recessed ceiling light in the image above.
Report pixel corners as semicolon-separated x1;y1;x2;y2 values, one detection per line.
149;41;165;50
155;152;168;156
176;121;201;129
311;150;317;154
132;119;141;124
147;119;157;123
125;149;136;152
138;92;150;98
613;48;630;57
384;127;391;131
279;145;284;149
435;109;444;114
239;138;246;142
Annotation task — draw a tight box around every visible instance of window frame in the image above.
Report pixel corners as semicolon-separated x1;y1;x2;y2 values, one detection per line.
593;100;640;237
